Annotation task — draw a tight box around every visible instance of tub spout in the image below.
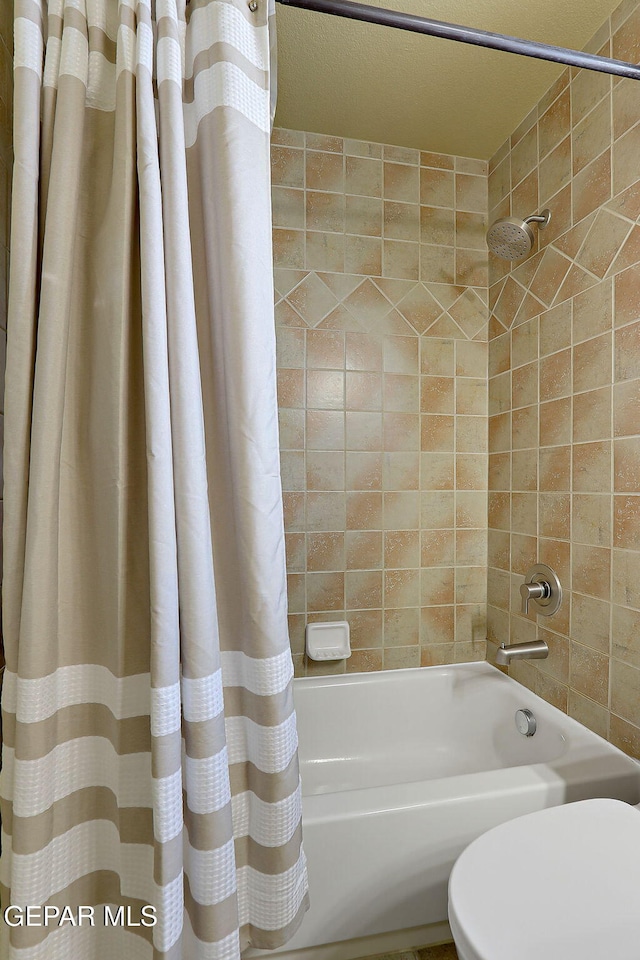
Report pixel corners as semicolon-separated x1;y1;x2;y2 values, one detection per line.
495;639;549;665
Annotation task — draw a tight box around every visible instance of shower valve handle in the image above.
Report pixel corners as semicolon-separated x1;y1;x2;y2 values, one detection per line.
519;564;562;617
520;580;549;615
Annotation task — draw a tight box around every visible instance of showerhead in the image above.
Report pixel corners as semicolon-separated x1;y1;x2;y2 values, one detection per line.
486;209;551;261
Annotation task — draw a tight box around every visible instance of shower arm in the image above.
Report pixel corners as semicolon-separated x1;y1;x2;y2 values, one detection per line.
524;210;552;227
275;0;640;81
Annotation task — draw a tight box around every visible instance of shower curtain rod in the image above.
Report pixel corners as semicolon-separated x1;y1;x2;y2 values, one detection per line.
275;0;640;81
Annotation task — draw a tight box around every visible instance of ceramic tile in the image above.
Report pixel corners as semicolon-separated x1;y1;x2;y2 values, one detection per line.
306;133;343;153
420;168;454;208
420;491;455;529
420;152;455;170
345;140;383;159
573;440;612;492
383;374;419;413
306;572;345;612
614;437;640;492
385;568;421;607
573;542;611;601
346;609;383;650
306;232;345;272
273;228;305;268
384;607;420;646
272;127;305;148
512;449;537;491
306;532;345;571
383;412;420;452
346;649;384;672
306;150;344;193
346;195;383;237
573;149;612;223
383;646;420;669
384;239;420;280
615;321;640;381
382;450;419;490
614;379;640;436
271;146;305;187
612;114;640;197
384;201;419;241
540;348;572;402
345;491;382;530
345;570;383;609
539;136;572;206
421;205;455;246
306;369;344;409
611;658;640;726
614;223;640;294
613;548;640;609
346;156;382;197
540;397;571;447
573;386;612;443
384;162;419;203
345;530;383;570
306;409;344;450
455;174;486;214
306;451;345;491
614;494;640;550
612;604;640;667
539;87;571;160
572;97;611;176
421;566;455;605
346;451;383;491
346;371;382;411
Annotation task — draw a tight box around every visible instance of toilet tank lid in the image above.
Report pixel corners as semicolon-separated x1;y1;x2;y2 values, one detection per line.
448;799;640;960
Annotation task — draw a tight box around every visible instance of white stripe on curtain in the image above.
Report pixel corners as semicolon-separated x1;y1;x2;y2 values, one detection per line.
184;61;272;146
2;667;152;722
4;744;153;816
186;3;270;72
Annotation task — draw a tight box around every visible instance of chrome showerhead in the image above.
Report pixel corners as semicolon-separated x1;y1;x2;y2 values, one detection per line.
486;209;551;261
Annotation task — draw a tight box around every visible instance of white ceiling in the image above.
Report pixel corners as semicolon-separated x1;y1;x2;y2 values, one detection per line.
273;0;627;158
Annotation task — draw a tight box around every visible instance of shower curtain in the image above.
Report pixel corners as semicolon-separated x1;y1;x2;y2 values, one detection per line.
0;0;308;957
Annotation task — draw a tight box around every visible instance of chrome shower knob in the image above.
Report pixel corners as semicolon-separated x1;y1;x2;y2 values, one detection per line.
519;563;562;617
519;580;550;614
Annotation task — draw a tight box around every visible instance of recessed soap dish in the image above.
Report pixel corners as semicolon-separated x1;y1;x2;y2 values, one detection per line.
306;621;351;661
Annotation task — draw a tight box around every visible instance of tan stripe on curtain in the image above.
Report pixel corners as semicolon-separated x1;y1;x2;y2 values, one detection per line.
0;0;308;957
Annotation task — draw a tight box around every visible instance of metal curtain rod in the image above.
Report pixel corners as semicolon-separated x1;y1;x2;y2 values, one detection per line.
276;0;640;81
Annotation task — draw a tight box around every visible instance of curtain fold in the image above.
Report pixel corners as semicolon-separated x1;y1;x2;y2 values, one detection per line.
0;1;308;957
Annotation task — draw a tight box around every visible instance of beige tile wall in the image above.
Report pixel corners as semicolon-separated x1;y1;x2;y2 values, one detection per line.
272;129;489;676
487;0;640;758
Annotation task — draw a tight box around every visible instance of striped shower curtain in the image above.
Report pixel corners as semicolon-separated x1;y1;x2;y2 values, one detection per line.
0;1;308;957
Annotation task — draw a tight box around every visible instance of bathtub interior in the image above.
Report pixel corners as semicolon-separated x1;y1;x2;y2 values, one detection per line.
294;663;576;796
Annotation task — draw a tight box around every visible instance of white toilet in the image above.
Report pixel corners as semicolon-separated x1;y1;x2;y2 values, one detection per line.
448;798;640;960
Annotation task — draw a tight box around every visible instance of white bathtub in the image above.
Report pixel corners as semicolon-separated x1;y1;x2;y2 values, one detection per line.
260;662;640;960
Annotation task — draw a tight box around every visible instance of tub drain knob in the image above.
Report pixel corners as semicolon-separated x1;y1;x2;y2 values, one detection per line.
515;708;537;737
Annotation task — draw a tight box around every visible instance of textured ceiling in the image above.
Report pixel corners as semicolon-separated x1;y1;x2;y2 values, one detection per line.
274;0;626;158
